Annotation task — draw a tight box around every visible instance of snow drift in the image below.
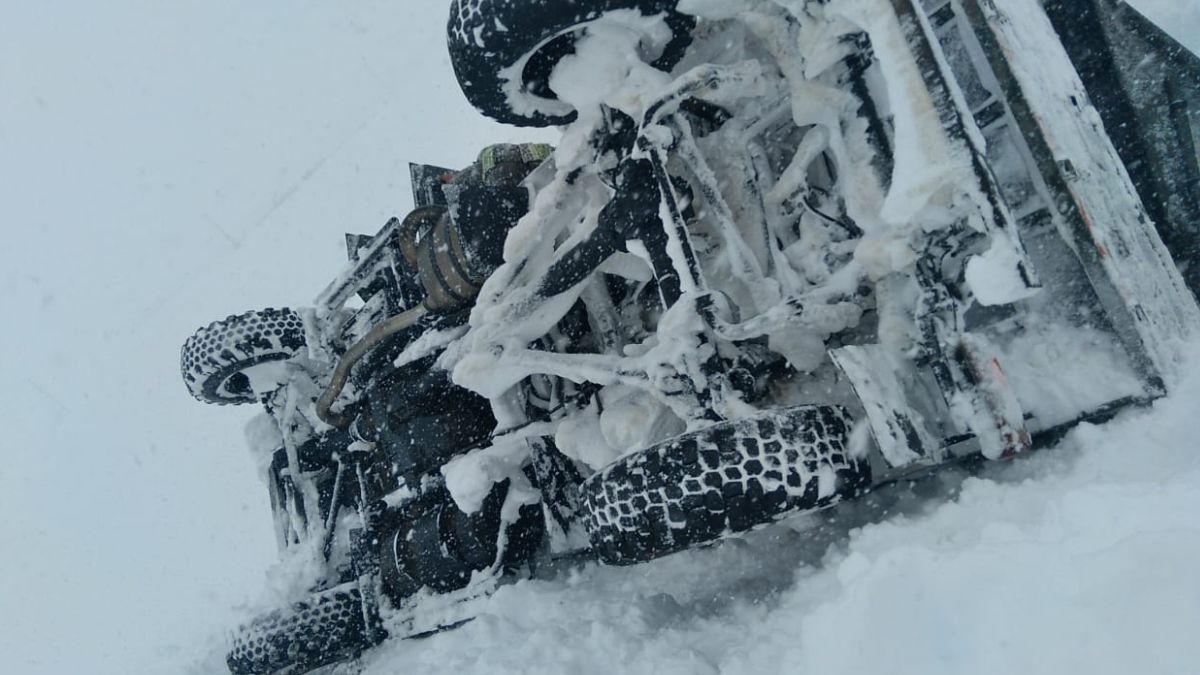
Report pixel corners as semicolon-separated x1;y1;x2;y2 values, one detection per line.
353;347;1200;675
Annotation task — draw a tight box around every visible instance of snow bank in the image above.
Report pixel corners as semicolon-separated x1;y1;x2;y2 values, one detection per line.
359;346;1200;674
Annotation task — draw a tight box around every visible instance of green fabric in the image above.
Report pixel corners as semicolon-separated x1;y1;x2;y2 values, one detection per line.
478;143;553;181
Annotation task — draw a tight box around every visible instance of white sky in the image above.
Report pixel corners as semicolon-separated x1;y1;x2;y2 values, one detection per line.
0;2;542;672
0;1;1195;673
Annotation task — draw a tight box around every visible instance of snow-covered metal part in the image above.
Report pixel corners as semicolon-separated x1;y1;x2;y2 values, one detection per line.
963;0;1200;382
437;0;1199;485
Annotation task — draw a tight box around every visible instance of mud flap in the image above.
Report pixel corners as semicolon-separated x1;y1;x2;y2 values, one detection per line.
833;335;1029;465
831;344;941;468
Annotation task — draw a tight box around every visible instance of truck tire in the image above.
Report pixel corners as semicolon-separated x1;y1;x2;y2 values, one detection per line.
181;307;306;405
447;0;695;127
226;583;377;675
582;405;870;565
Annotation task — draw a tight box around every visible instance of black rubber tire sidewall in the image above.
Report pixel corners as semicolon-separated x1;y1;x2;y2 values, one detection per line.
226;584;373;675
582;405;871;565
447;0;696;127
180;307;306;405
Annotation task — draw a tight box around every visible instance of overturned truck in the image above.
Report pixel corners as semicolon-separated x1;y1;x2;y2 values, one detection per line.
181;1;1200;673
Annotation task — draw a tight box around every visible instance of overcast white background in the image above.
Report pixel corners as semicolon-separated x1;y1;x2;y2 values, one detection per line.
0;2;543;672
1;1;1196;674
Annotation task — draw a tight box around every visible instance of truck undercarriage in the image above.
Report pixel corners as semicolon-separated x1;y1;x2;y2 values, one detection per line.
179;1;1200;673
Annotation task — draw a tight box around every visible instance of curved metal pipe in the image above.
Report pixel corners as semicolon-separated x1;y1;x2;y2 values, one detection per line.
316;303;429;428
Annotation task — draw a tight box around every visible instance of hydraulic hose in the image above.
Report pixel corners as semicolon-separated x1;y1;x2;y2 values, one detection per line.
316;303;429;429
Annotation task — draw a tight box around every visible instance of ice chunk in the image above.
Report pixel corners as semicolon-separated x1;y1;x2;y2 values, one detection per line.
964;235;1040;306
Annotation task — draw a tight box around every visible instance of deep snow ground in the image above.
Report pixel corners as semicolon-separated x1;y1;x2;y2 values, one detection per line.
344;350;1200;675
1;1;1198;674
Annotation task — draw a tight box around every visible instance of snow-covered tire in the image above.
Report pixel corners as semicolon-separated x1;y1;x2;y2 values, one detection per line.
447;0;695;127
582;405;870;565
180;308;306;405
226;583;375;675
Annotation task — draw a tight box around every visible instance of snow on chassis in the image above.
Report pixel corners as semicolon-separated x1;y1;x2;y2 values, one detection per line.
180;0;1200;673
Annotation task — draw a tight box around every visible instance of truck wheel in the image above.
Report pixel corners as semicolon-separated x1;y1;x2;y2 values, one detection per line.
181;308;307;405
582;405;870;565
226;583;377;675
447;0;695;127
